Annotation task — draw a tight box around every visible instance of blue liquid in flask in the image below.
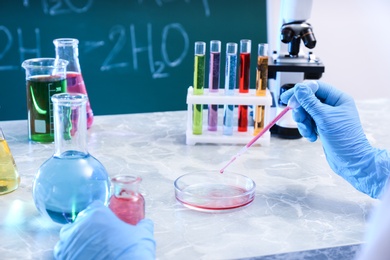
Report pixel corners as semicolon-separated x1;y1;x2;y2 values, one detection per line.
34;151;109;224
33;93;110;224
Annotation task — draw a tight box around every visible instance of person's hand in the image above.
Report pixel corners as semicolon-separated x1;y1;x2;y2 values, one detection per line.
54;201;156;260
280;81;390;198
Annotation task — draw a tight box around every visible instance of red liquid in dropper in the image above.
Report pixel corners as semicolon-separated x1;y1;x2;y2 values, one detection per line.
220;106;292;174
66;72;94;129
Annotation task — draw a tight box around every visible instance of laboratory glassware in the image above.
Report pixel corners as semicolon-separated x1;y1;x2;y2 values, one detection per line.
220;81;320;173
192;41;206;135
254;43;269;136
109;175;145;225
54;38;94;129
22;58;68;143
33;93;110;224
223;42;238;136
0;128;20;195
208;40;221;131
175;171;255;212
238;39;251;132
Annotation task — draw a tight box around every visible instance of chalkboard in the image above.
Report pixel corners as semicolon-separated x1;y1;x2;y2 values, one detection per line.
0;0;267;121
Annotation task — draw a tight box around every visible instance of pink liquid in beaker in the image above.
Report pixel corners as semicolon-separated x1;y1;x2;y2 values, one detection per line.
109;193;145;225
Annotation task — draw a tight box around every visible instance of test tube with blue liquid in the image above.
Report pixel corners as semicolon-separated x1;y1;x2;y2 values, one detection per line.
192;41;206;135
223;42;238;136
207;40;221;131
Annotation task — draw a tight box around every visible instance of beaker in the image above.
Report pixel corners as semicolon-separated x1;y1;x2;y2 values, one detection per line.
0;128;20;195
22;58;68;143
33;93;110;224
53;38;94;129
108;175;145;225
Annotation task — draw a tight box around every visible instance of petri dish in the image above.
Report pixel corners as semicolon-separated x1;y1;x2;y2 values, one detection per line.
174;171;256;212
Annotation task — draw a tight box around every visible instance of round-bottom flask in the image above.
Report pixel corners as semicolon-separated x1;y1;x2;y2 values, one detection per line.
33;93;110;224
109;175;145;225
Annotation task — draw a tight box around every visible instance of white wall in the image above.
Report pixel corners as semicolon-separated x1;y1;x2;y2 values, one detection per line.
267;0;390;100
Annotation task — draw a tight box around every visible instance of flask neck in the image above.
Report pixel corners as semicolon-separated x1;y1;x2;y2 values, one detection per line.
0;127;4;141
53;38;81;73
112;175;142;197
51;93;88;157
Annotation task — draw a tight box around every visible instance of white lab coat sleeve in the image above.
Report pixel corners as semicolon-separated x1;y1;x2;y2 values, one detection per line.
355;182;390;260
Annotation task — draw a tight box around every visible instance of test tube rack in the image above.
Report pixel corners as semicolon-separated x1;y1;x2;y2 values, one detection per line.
186;86;272;146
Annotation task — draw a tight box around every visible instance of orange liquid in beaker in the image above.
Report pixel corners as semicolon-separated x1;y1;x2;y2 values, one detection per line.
0;139;20;195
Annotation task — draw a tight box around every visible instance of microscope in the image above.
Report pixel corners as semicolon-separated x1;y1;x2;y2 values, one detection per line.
268;0;325;139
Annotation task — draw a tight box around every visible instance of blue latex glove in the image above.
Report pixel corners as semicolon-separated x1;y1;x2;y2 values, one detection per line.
54;201;156;260
280;81;390;199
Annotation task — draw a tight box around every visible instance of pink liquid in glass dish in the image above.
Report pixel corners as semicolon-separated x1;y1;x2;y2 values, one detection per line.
174;171;256;212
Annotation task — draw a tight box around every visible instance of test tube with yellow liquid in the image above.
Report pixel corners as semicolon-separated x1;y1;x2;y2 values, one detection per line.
0;128;20;195
192;42;206;135
254;43;269;136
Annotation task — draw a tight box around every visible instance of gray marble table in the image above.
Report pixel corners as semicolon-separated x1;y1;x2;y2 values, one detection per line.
1;99;389;260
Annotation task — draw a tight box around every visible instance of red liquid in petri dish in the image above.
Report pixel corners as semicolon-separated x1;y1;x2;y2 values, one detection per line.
176;183;254;211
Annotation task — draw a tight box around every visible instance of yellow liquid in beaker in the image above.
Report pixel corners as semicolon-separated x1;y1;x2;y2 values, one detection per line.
0;139;20;195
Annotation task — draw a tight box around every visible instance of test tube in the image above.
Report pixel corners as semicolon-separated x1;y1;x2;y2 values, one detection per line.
238;39;251;132
192;41;206;135
254;43;268;136
223;42;238;136
208;40;221;131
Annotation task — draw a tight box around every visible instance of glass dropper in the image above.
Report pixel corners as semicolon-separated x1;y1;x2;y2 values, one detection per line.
220;81;319;173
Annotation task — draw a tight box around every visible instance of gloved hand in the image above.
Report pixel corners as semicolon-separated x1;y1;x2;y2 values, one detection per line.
53;201;156;260
280;81;390;199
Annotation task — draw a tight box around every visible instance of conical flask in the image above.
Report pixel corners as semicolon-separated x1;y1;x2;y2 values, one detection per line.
33;93;109;224
53;38;94;129
0;128;20;195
